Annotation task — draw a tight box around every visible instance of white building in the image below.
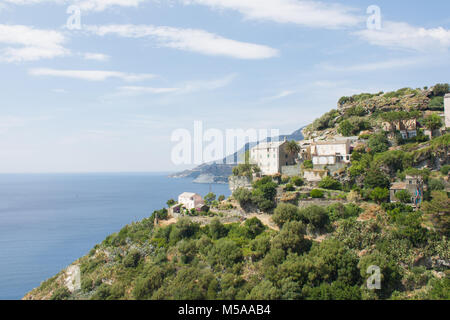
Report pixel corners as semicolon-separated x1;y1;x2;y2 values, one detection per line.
250;140;297;175
445;93;450;128
311;140;351;166
178;192;204;210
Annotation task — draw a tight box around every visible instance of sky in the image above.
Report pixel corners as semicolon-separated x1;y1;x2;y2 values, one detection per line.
0;0;449;173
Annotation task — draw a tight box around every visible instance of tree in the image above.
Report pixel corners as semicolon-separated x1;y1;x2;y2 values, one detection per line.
364;168;390;189
272;203;300;227
422;191;450;236
233;188;253;208
338;120;355;137
166;199;176;207
432;83;449;96
368;133;389;153
310;189;324;198
218;195;225;202
303;160;313;169
299;205;329;229
285;140;300;159
271;221;311;254
424;114;443;134
370;187;389;204
318;176;342;190
428;179;445;191
208;218;228;239
204;192;216;205
395;190;412;204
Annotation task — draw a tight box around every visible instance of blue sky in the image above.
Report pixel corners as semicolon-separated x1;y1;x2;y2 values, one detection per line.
0;0;449;173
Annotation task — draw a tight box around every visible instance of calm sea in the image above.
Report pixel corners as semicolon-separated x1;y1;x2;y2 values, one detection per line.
0;173;231;300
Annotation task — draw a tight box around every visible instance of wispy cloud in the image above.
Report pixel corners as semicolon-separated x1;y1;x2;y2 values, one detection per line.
354;21;450;52
264;90;296;101
4;0;146;12
181;0;362;29
0;24;69;62
317;56;426;73
0;115;51;133
113;73;236;97
83;52;110;61
29;68;157;81
86;24;279;59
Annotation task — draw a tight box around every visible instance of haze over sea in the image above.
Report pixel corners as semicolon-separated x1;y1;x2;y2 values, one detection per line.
0;173;230;300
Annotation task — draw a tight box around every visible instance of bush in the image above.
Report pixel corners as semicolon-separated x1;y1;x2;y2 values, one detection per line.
299;205;329;229
303;160;313;169
364;168;390;189
284;183;295;191
370;187;390;204
432;83;449;97
50;287;71;300
310;189;324;198
123;249;141;268
428;179;445;191
318;176;342;190
368;133;389;153
395;190;412;204
327;203;362;222
233;188;253;208
272;203;300;227
440;165;450;175
291;176;304;187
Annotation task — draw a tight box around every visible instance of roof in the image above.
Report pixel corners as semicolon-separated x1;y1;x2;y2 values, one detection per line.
313;140;349;146
179;192;199;198
252;140;286;149
390;182;407;190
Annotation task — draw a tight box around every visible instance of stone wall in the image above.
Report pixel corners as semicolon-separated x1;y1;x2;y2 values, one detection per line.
281;164;301;177
229;176;252;192
298;199;348;209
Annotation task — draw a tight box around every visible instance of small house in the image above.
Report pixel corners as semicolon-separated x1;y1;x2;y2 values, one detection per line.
390;175;424;207
178;192;204;210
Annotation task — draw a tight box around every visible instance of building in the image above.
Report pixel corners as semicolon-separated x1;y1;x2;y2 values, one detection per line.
311;140;351;166
445;93;450;128
390;175;424;207
250;140;297;175
178;192;204;210
382;119;417;139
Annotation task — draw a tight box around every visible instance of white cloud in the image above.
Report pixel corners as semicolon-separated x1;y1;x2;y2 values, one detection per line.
264;90;296;101
29;68;157;81
355;21;450;51
0;24;69;62
113;73;236;97
83;52;110;61
317;57;426;73
181;0;362;29
86;24;278;59
4;0;146;12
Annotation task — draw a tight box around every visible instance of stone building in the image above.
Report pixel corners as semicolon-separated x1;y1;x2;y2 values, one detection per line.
311;140;351;166
178;192;204;210
382;119;417;139
250;140;297;175
390;175;424;207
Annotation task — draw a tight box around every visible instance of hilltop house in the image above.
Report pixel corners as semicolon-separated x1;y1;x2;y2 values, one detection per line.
390;175;424;207
311;140;351;166
178;192;204;210
250;140;297;175
382;119;417;139
445;93;450;128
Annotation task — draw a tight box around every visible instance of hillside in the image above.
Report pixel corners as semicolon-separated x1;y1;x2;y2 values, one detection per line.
24;85;449;300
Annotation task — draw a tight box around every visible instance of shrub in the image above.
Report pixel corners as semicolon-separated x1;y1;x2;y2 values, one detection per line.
123;249;141;268
432;83;449;97
428;179;445;191
440;165;450;175
370;187;390;204
310;189;324;198
364;168;390;189
303;160;313;169
395;190;412;204
299;205;329;229
291;176;304;187
233;188;253;208
272;203;300;227
318;176;342;190
284;183;295;191
368;133;389;153
50;287;71;300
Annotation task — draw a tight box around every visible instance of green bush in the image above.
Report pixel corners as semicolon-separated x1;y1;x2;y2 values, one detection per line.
50;287;71;300
291;176;304;187
440;165;450;175
395;190;412;204
272;203;300;227
318;176;342;190
123;249;141;268
310;189;324;198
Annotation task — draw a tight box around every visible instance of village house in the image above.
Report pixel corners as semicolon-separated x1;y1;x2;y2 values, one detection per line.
382;118;417;139
178;192;205;210
310;140;351;166
390;175;424;207
303;169;328;182
445;93;450;128
250;140;297;175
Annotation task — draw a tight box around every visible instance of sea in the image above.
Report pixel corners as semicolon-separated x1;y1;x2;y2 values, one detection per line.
0;173;231;300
